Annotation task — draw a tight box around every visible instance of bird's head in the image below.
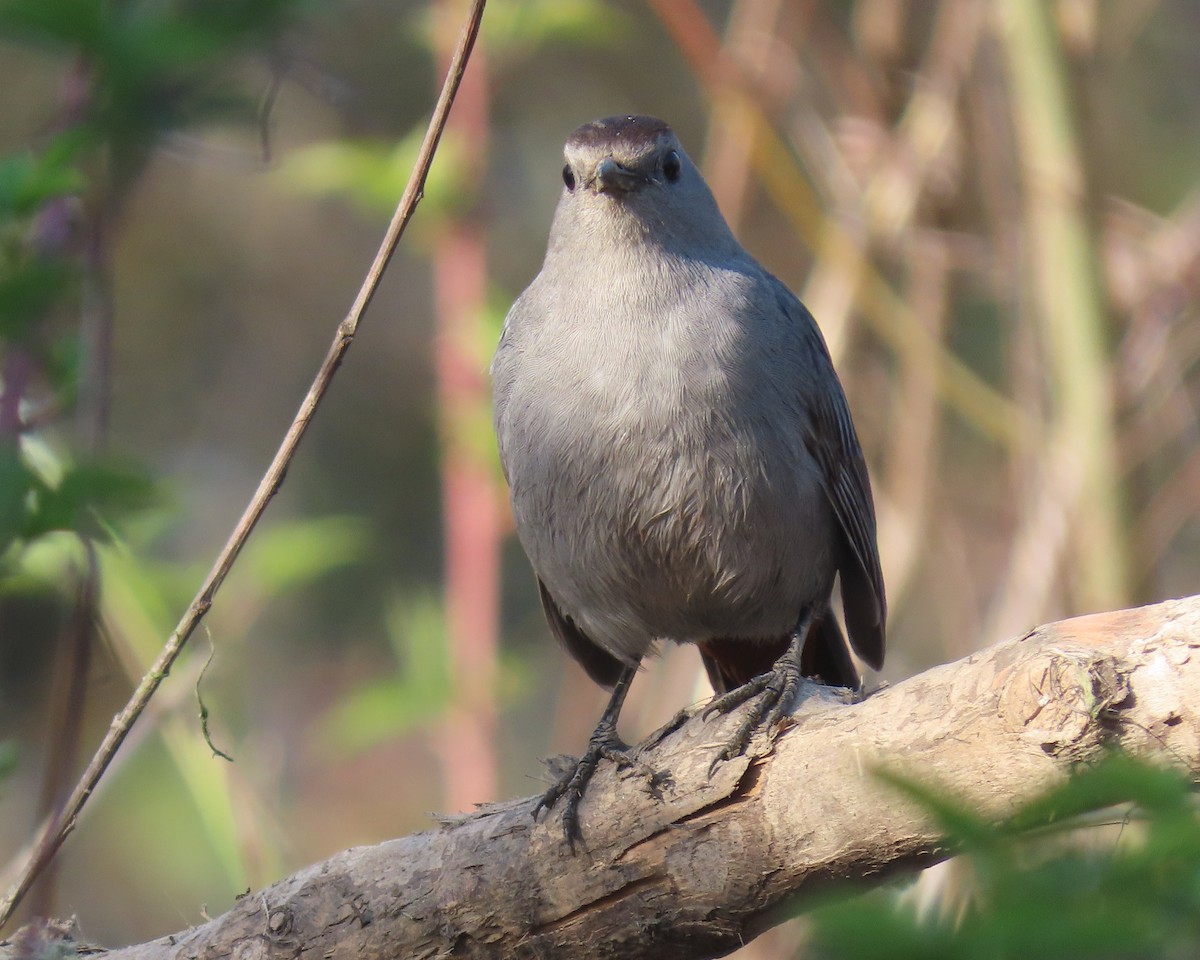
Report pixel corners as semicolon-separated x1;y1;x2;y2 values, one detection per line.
551;115;736;257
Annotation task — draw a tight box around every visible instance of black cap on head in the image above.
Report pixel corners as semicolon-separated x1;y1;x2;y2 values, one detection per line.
566;115;672;154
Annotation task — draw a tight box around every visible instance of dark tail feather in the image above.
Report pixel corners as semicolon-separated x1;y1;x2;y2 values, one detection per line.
537;578;626;689
698;636;788;695
799;613;860;690
839;551;885;670
698;611;861;696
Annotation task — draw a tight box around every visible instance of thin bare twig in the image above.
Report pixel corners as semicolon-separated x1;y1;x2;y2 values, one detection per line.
0;0;488;930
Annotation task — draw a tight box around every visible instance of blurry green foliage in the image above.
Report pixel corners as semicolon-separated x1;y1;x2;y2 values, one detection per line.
414;0;621;64
0;445;159;562
92;515;369;889
23;458;157;540
320;584;531;755
282;0;622;232
0;0;310;567
454;291;511;476
321;590;452;752
0;142;84;220
0;739;16;784
0;137;82;359
235;514;370;600
97;514;371;648
0;257;73;340
0;0;304;155
283;127;473;228
0;449;35;554
0;2;362;897
810;754;1200;960
482;0;624;59
0;0;314;564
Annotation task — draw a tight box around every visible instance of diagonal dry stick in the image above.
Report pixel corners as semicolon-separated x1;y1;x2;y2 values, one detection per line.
0;0;489;930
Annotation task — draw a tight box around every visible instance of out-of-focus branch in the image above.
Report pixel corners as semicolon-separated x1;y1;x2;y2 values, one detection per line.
0;0;489;931
700;0;786;231
431;0;500;812
30;57;116;919
645;0;1026;448
995;0;1129;616
803;0;984;360
878;234;950;613
87;594;1200;960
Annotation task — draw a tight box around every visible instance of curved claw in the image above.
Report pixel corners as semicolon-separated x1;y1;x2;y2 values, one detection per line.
534;664;640;852
703;671;772;720
536;726;635;851
705;615;811;774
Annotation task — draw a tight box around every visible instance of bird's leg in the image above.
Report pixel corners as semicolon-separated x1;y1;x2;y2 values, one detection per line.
534;664;639;851
705;606;816;768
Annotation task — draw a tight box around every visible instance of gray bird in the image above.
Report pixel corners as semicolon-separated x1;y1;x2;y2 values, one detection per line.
492;115;885;847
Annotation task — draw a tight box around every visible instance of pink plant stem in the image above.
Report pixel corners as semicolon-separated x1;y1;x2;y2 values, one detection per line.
432;6;499;811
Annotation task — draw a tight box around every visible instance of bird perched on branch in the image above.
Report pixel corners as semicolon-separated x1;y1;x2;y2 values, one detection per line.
492;115;885;848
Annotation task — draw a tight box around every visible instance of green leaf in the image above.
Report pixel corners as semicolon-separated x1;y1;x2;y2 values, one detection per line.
414;0;624;63
22;458;159;541
0;740;17;783
1;0;307;174
0;530;88;596
235;515;370;597
280;123;477;227
0;259;76;339
320;592;453;752
810;755;1200;960
875;767;998;849
0;146;84;219
0;446;36;556
1006;762;1174;836
0;0;107;51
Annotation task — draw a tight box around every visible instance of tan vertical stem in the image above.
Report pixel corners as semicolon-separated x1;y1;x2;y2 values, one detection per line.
701;0;786;230
995;0;1128;610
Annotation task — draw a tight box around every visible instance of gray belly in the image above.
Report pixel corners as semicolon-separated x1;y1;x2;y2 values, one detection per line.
508;407;838;664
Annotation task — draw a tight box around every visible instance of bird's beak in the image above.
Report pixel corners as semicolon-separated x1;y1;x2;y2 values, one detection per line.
593;156;643;194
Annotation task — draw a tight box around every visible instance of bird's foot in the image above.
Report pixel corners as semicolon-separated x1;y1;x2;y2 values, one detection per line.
534;718;639;852
703;645;804;774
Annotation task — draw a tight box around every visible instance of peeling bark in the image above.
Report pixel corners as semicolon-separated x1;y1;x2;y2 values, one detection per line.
35;596;1200;960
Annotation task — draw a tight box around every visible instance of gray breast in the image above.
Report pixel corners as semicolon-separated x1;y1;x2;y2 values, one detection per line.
494;259;838;664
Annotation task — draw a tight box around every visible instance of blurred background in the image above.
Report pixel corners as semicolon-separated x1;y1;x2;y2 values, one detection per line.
0;0;1198;954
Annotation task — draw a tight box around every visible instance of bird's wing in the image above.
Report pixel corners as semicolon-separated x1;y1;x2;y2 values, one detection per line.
490;307;519;483
782;289;886;669
537;578;627;690
808;385;886;668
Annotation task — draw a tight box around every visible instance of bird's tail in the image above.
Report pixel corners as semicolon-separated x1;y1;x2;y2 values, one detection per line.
698;611;860;695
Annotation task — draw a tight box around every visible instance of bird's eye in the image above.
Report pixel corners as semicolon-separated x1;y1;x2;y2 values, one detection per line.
662;150;682;182
562;164;576;191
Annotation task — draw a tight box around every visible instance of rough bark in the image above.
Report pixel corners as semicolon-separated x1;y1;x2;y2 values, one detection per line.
67;596;1200;958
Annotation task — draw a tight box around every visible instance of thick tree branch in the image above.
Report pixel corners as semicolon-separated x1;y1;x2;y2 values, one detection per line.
78;596;1200;958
